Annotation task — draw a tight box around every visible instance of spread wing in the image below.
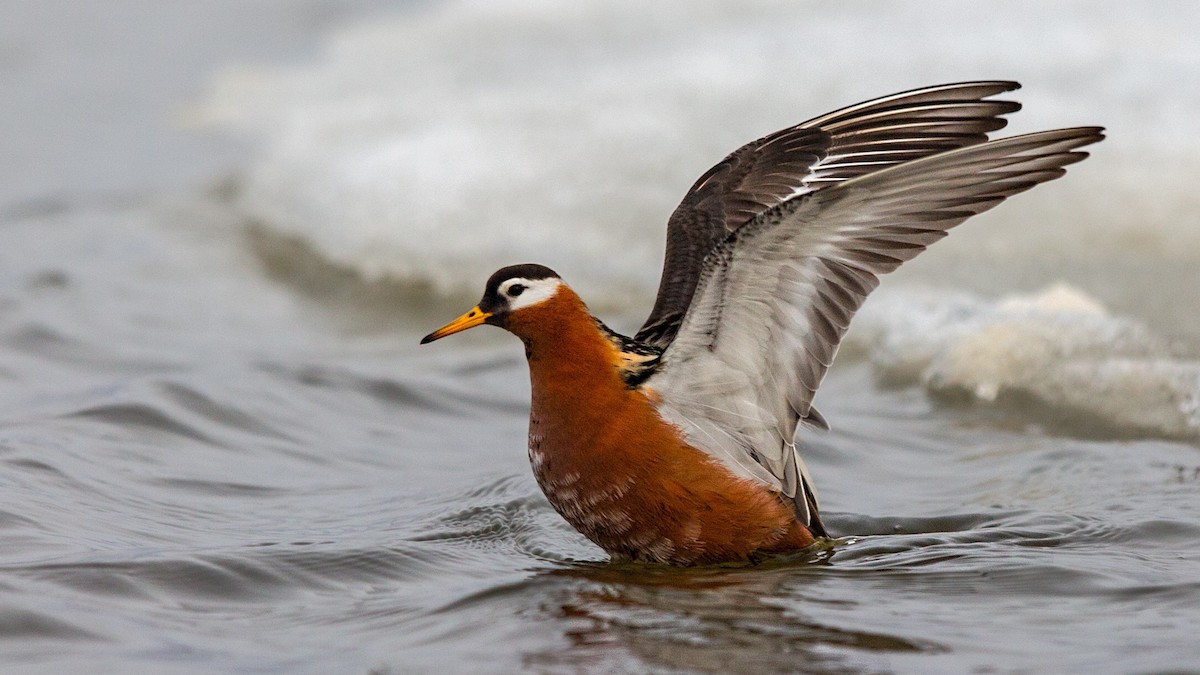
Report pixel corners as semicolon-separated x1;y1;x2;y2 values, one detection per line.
647;127;1105;533
635;81;1023;348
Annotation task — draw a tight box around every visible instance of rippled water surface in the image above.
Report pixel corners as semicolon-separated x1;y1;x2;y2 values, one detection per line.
4;2;1200;673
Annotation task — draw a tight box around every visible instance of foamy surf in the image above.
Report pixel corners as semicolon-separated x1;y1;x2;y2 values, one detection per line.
191;0;1200;308
849;285;1200;440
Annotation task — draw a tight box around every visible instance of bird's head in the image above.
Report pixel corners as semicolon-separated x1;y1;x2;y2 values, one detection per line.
420;264;563;344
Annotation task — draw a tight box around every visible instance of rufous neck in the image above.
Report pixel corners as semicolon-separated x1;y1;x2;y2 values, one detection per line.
504;287;628;413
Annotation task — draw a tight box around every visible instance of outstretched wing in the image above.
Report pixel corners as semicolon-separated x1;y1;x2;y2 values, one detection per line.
647;127;1105;531
635;81;1023;348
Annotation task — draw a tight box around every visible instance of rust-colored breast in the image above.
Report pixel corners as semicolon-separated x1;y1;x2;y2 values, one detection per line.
507;288;813;565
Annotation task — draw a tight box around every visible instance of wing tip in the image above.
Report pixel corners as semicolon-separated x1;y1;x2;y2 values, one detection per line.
1012;125;1107;150
945;78;1021;92
800;406;830;432
893;79;1022;98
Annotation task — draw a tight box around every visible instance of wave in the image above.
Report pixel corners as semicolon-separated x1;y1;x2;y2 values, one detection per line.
192;0;1200;308
847;284;1200;441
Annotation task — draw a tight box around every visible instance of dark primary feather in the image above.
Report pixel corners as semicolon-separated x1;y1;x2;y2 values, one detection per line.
636;80;1022;348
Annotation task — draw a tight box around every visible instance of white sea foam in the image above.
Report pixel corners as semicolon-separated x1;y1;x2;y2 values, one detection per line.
849;285;1200;440
192;0;1200;307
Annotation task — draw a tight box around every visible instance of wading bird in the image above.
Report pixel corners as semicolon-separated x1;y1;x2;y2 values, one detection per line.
422;81;1101;565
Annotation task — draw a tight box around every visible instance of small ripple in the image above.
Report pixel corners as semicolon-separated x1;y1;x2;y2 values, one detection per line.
12;543;462;603
25;269;71;292
263;363;446;411
23;557;287;602
0;323;178;375
3;323;76;352
447;353;523;377
308;368;442;410
253;545;464;587
409;475;599;564
1118;517;1200;544
830;511;1116;566
0;608;101;641
65;403;216;444
260;361;526;416
451;473;530;501
160;382;293;441
811;508;1200;605
827;511;1000;537
150;478;289;497
2;456;68;478
0;508;39;530
0;195;72;221
1104;580;1200;607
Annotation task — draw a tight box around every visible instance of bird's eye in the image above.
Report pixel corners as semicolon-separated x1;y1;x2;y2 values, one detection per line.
508;284;527;298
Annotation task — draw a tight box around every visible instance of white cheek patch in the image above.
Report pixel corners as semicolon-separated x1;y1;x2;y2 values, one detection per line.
501;277;562;310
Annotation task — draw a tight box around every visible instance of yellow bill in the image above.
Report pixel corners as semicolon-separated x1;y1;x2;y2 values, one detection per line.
420;306;492;344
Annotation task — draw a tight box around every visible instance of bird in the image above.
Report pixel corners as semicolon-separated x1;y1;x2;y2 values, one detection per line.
421;81;1102;565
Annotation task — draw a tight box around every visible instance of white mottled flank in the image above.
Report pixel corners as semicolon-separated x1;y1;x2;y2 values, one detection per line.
528;448;545;471
586;475;635;505
551;486;579;503
603;510;635;533
645;537;676;561
568;506;609;529
545;470;581;489
626;528;662;549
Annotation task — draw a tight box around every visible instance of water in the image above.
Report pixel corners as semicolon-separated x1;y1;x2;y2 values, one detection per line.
2;1;1199;673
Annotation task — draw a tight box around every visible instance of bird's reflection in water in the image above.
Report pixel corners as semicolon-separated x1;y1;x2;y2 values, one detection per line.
521;544;940;673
